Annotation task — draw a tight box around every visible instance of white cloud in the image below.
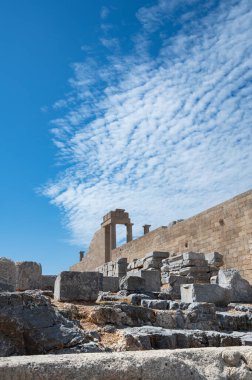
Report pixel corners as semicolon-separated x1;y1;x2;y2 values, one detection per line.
100;6;109;20
43;0;252;248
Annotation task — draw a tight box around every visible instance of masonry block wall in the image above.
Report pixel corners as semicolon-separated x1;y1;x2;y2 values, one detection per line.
111;190;252;283
70;227;106;272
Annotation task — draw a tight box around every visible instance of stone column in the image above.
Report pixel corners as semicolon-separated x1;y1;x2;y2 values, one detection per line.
79;251;84;262
104;225;111;262
143;224;151;235
110;223;116;251
126;223;133;242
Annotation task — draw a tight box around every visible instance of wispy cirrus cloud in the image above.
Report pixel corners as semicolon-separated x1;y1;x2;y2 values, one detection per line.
43;0;252;247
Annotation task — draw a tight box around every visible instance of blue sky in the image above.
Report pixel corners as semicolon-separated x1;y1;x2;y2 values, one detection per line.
0;0;251;275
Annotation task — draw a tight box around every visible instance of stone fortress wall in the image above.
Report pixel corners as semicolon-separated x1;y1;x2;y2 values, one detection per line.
71;190;252;283
112;190;252;282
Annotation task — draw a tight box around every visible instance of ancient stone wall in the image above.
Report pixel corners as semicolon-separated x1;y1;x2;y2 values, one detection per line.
112;190;252;283
70;227;106;271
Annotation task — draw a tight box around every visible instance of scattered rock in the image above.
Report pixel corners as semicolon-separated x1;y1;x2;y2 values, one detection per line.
0;291;101;356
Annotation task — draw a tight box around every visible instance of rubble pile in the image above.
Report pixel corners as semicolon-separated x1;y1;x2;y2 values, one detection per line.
161;252;211;284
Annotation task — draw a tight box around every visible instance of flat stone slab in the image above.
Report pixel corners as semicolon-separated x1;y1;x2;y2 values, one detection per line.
144;251;170;260
1;347;252;380
54;271;102;302
119;326;241;350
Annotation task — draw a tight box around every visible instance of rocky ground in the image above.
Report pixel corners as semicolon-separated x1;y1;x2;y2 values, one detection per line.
53;290;252;352
0;289;252;357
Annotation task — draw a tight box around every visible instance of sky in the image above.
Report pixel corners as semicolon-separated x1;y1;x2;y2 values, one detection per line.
0;0;251;274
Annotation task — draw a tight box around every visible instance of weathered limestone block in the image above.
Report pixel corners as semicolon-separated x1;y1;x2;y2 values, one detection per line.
181;252;208;269
102;276;119;292
154;311;177;329
205;252;224;267
41;275;57;291
182;252;205;261
96;293;127;303
205;252;224;276
181;284;230;306
143;258;162;270
16;261;42;291
185;302;217;330
217;269;252;303
168;254;183;267
179;266;210;282
119;275;145;293
135;270;160;292
144;251;170;260
96;258;127;278
143;251;169;270
54;271;102;302
162;274;194;299
216;310;252;331
118;326;241;351
0;257;16;292
116;258;128;278
141;299;169;310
